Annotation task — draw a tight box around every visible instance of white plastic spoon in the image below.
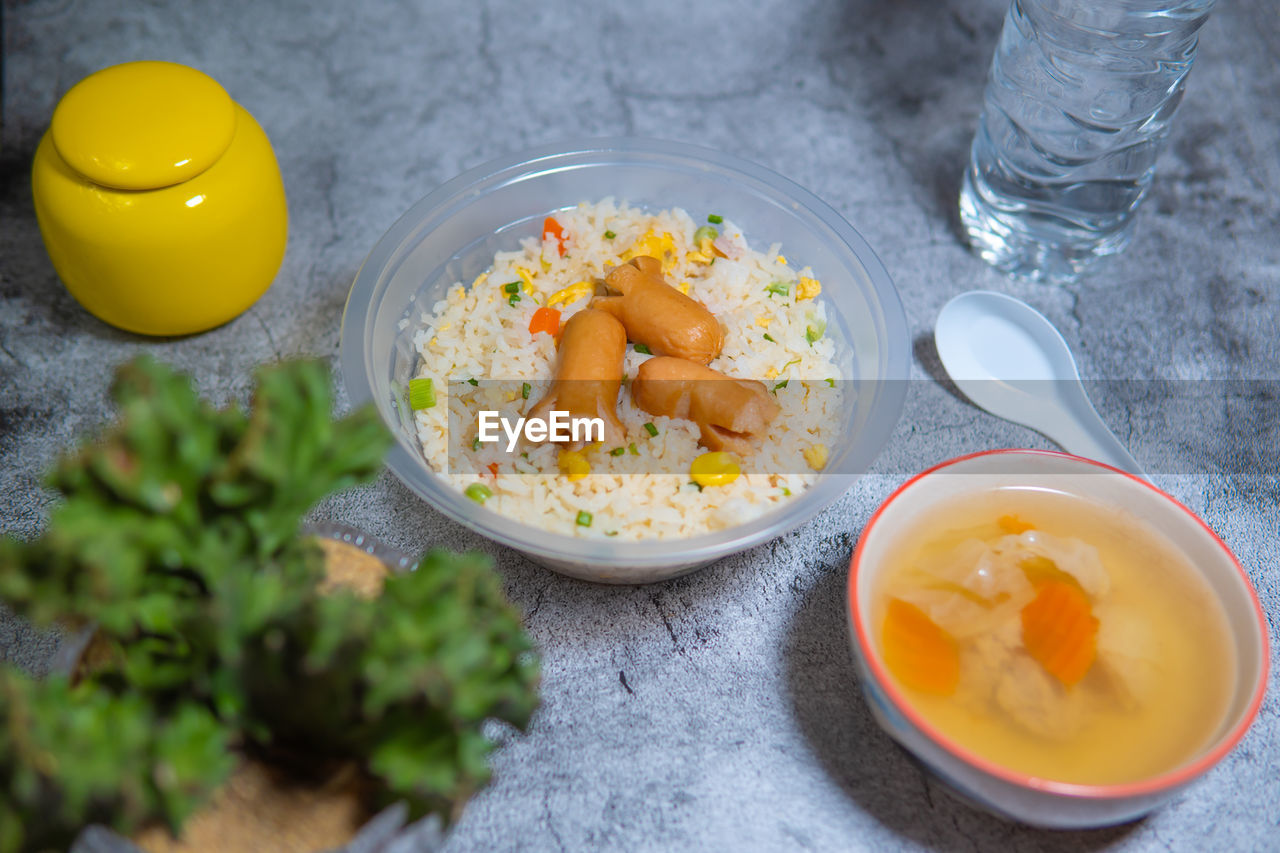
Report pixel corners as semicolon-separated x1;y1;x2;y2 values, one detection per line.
934;290;1148;481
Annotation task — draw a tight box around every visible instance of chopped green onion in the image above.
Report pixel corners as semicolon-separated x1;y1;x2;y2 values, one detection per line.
576;510;593;527
762;333;776;343
773;379;789;393
782;487;792;496
610;447;626;456
693;225;718;244
689;481;704;492
825;378;836;388
643;422;658;437
605;530;619;537
408;377;436;410
603;230;616;239
521;382;531;400
471;436;481;451
465;483;492;504
766;281;790;298
783;357;801;369
707;214;723;224
503;281;520;294
806;320;827;344
521;451;529;459
508;293;521;306
634;343;652;355
467;378;479;386
628;442;639;456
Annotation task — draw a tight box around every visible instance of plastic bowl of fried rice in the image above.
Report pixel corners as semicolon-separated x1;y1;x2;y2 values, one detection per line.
341;138;908;583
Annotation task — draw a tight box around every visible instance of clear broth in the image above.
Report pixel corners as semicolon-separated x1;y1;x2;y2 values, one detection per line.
874;486;1236;785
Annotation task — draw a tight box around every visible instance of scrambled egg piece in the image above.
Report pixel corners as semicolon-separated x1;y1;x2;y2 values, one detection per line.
547;281;594;308
514;266;539;295
797;277;822;301
621;229;678;273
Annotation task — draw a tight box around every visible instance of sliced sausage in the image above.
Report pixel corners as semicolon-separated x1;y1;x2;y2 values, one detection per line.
631;356;779;455
594;256;723;364
525;308;627;446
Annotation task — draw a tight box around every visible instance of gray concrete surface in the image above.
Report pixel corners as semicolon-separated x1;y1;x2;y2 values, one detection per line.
2;0;1278;850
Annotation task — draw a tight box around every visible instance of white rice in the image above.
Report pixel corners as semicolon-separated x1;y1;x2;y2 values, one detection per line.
409;199;844;540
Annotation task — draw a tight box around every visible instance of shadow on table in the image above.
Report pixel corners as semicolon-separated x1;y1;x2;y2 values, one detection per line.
913;331;970;408
781;564;1142;850
816;0;1004;241
0;141;145;344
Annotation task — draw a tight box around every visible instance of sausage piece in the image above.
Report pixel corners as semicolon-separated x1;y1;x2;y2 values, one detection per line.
594;256;723;364
525;308;627;446
631;356;780;455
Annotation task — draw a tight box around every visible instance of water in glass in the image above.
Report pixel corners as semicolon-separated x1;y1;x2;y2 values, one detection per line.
960;0;1216;283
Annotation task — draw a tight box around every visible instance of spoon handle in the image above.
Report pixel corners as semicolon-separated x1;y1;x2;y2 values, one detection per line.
1043;388;1150;482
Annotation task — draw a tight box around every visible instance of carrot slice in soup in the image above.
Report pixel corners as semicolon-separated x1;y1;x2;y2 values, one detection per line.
882;598;960;696
1018;555;1080;590
1021;579;1098;686
998;514;1034;534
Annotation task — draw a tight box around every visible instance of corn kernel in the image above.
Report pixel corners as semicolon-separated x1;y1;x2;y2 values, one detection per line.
690;451;741;488
797;277;822;301
754;315;772;328
558;450;590;481
803;443;829;471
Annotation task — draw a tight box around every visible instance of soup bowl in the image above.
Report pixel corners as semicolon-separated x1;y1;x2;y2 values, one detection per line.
846;449;1269;828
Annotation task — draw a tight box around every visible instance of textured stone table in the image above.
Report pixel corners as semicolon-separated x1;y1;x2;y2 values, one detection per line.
2;0;1277;850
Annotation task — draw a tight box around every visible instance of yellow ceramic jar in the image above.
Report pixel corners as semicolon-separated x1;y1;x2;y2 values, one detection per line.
32;61;288;336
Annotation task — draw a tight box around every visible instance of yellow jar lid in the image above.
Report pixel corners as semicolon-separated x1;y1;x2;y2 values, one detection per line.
50;61;236;190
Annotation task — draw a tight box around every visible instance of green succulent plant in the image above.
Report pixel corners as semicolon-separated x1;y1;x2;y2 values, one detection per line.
0;669;235;853
0;357;539;852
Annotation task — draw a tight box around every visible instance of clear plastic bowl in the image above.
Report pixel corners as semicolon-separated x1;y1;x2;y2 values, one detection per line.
340;138;909;583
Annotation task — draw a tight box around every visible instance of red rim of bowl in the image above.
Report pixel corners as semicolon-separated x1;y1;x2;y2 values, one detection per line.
847;448;1270;799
